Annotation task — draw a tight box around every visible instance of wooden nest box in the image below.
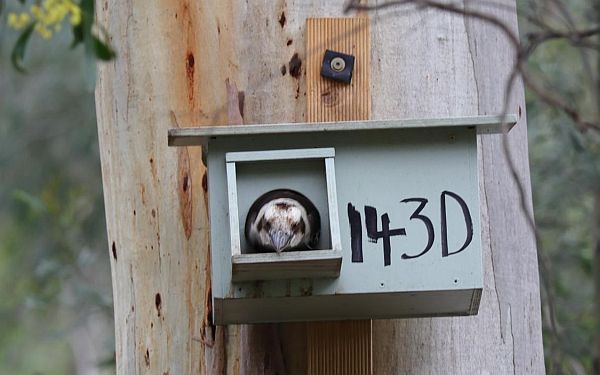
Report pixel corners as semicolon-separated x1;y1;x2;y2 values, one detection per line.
168;115;516;324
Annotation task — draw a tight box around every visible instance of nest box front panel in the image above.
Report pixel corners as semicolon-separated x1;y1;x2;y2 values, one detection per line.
235;159;332;254
207;127;482;324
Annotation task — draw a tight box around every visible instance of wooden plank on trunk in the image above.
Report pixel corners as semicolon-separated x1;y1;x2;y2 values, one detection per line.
305;17;373;375
307;18;371;122
308;321;373;375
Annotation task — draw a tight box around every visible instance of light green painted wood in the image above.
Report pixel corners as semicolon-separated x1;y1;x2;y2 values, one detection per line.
168;115;518;146
231;250;343;282
226;147;335;162
225;148;342;281
213;289;482;324
325;158;342;252
198;124;484;324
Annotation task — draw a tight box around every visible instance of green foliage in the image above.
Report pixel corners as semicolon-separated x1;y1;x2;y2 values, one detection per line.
529;113;599;373
4;0;114;73
520;0;600;372
10;22;34;72
76;0;115;61
0;22;113;373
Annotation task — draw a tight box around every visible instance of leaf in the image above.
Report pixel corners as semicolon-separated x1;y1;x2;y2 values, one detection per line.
70;24;84;48
80;0;94;30
79;0;94;48
12;190;47;216
75;0;115;62
92;35;115;60
10;23;36;73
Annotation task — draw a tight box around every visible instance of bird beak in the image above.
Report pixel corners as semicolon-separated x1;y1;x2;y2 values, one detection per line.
270;230;291;253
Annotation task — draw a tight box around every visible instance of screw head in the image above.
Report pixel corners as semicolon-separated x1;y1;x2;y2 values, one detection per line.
330;57;346;72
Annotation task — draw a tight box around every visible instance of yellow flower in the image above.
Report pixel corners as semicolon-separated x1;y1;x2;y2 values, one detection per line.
7;0;83;38
19;13;31;26
69;7;82;25
35;24;53;39
7;12;31;30
7;13;18;28
30;5;42;19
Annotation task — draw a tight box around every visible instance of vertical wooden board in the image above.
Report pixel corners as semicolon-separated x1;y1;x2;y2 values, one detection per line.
307;18;370;122
306;17;372;375
308;321;372;375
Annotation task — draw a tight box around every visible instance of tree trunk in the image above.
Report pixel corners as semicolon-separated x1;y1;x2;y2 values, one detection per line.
95;1;545;373
594;190;600;375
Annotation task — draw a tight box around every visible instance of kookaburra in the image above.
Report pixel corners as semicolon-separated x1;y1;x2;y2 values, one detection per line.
245;189;321;253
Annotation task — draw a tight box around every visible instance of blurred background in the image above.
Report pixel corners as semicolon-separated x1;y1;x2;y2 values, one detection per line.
0;0;598;374
0;6;114;373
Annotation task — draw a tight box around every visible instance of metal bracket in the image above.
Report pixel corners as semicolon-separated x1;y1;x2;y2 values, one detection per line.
320;49;355;84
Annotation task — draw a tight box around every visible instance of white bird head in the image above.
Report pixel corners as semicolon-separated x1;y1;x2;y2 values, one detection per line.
245;190;320;253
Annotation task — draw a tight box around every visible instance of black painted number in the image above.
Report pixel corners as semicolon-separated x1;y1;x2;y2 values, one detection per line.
400;198;434;259
347;203;363;263
440;191;473;257
347;190;474;267
364;206;407;266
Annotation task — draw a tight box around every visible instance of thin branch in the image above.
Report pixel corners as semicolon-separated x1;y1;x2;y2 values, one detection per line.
345;0;521;46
